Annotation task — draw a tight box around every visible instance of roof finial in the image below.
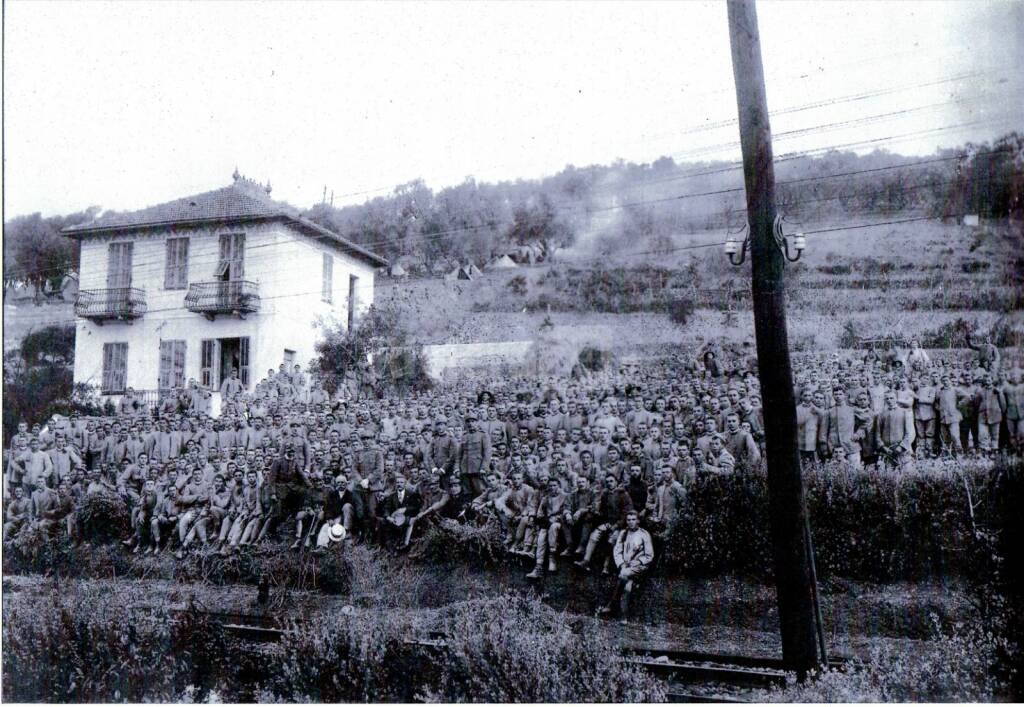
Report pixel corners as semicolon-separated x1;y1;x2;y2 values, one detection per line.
232;166;241;182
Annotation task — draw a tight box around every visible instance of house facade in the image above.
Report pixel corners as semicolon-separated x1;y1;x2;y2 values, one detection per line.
63;173;386;402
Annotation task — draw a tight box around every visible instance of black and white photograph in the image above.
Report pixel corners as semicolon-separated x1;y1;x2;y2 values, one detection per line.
2;0;1023;702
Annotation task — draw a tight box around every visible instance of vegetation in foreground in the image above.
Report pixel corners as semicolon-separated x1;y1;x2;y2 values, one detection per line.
753;618;1010;702
1;583;666;703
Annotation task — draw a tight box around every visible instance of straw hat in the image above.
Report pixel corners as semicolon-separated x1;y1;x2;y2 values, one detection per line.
328;523;347;543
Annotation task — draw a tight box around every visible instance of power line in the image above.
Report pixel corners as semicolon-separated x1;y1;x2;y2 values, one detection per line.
318;67;1012;207
4;126;1016;283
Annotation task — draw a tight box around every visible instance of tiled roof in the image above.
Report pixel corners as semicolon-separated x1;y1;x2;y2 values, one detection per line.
62;177;387;266
63;179;293;232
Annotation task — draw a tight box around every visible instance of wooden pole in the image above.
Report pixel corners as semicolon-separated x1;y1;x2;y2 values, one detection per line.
726;0;823;678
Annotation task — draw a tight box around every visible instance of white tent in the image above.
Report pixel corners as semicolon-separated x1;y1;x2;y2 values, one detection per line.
485;254;518;271
445;265;473;281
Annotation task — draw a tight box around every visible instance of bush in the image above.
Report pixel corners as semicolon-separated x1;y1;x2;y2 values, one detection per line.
421;595;667;702
268;608;420;702
1;582;225;701
506;274;528;296
918;317;1024;349
667;296;695;327
817;263;853;275
659;459;999;581
410;516;506;567
838;319;860;349
75;491;132;543
754;617;1008;701
577;346;616;372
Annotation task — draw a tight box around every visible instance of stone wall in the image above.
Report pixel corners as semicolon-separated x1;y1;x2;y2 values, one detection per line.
420;340;534;379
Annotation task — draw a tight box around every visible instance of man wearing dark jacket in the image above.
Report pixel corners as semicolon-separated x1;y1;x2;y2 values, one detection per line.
267;447;307;531
575;473;633;571
379;475;421;549
429;419;459;478
459;412;491;497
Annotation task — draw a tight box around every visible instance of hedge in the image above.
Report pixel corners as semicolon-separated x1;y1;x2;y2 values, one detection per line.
661;458;1008;582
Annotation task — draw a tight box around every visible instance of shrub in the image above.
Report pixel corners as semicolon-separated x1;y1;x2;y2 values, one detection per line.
817;263;853;275
838;319;860;349
1;581;225;701
667;296;695;327
961;259;991;273
75;491;131;543
410;516;506;567
421;595;667;702
268;608;420;702
658;459;998;581
506;274;528;296
918;317;1024;349
577;346;616;372
753;617;1008;702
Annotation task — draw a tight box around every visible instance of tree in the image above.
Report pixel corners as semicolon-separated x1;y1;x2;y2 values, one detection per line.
20;324;76;367
3;206;97;297
506;192;576;261
1;323;99;446
310;302;431;397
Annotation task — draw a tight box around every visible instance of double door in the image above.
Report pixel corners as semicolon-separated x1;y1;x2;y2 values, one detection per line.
200;336;250;390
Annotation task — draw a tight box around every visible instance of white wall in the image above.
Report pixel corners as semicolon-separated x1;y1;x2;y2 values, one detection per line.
73;219;376;396
420;340;535;380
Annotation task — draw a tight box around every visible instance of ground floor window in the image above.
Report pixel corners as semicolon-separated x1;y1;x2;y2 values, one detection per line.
158;340;187;391
200;336;250;390
101;342;128;393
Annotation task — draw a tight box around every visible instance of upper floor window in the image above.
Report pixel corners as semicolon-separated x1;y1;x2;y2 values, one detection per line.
164;238;190;289
107;242;133;289
217;233;245;281
322;253;334;304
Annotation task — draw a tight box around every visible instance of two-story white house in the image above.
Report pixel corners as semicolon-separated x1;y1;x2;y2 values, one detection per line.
63;172;386;402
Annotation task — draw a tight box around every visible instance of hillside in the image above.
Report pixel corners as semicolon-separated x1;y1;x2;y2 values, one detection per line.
376;217;1023;353
4;218;1019;359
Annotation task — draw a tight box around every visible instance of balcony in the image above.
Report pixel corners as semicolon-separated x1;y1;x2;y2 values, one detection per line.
74;287;147;324
185;280;261;320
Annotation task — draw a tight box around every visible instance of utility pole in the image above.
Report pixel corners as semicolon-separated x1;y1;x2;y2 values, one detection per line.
726;0;822;678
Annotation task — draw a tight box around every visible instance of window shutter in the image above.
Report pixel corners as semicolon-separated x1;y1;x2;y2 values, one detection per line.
113;343;127;393
201;339;216;389
232;234;245;280
159;341;172;390
173;341;187;388
239;337;250;388
322;253;333;303
103;342;128;393
107;242;133;289
102;343;114;392
165;238;189;289
217;234;245;280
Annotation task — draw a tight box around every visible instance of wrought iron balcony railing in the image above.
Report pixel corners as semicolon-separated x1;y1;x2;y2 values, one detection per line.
74;287;147;323
184;280;261;319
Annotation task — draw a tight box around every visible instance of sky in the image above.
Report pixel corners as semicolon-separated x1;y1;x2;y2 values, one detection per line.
3;0;1022;219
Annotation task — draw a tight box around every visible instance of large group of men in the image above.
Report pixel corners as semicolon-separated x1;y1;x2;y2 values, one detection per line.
4;333;1021;619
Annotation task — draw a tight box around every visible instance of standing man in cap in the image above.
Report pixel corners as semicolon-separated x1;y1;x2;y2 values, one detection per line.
876;390;916;470
459;411;491;497
977;373;1006;455
355;429;384;486
430;418;459;481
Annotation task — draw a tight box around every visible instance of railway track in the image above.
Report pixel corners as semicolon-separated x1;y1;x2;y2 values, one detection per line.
184;609;855;702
